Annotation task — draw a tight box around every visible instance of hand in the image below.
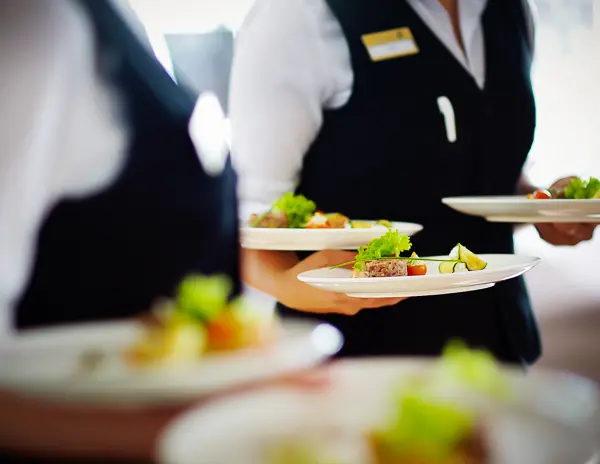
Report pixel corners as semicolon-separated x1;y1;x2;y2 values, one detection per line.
534;177;598;246
274;250;406;316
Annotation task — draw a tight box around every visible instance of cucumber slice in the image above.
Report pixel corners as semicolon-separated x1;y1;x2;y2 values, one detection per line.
454;262;468;273
439;261;459;274
438;261;468;274
457;244;488;271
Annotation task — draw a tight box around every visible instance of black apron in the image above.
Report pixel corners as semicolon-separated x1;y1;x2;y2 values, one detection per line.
278;0;540;365
14;0;240;330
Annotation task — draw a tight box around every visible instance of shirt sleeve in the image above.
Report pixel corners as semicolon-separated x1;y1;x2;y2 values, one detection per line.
0;0;127;336
229;0;339;219
522;0;536;55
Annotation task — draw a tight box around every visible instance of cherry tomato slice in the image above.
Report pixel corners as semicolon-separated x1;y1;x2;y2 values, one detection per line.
407;264;427;276
532;189;552;200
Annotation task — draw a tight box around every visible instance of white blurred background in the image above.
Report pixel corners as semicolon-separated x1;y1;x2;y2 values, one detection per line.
127;0;600;379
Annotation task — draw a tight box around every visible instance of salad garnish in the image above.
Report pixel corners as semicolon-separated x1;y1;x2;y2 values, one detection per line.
528;176;600;200
271;192;317;228
249;192;392;229
564;176;600;199
126;275;267;365
329;231;487;277
370;340;505;462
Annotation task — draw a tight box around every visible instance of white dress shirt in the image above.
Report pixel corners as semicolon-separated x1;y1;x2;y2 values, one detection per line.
0;0;131;335
229;0;535;219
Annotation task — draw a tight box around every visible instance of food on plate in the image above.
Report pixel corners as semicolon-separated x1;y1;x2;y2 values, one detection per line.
334;230;487;278
125;275;270;366
249;192;391;229
269;341;507;464
527;176;600;200
368;341;510;464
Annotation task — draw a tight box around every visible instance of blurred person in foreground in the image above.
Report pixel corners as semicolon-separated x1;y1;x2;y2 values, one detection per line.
229;0;597;365
0;1;324;461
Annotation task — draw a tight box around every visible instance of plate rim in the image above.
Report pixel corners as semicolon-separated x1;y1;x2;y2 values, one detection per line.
298;254;541;284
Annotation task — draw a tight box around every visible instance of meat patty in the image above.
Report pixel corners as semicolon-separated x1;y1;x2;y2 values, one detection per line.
249;212;288;228
363;259;407;277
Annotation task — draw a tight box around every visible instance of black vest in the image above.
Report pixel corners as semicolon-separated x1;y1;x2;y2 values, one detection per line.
14;0;240;330
279;0;540;364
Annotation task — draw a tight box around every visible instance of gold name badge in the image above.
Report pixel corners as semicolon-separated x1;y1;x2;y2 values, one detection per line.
361;27;419;62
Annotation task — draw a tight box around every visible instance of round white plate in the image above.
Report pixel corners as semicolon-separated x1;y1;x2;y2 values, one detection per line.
240;221;423;250
159;359;599;464
443;196;600;223
0;319;342;406
297;254;540;298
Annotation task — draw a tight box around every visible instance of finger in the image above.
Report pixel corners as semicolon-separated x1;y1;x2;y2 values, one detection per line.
361;297;406;308
573;227;595;242
535;224;580;246
551;223;580;236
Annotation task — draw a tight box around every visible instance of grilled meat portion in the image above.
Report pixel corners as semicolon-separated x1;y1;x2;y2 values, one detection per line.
249;212;288;228
363;259;407;277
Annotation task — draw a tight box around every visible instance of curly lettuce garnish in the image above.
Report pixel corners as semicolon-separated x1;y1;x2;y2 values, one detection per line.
563;177;600;199
374;384;476;460
353;230;412;271
431;339;511;400
271;192;317;228
373;340;508;460
176;274;232;322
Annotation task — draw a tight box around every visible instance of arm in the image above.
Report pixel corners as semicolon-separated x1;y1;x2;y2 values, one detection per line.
230;0;402;314
516;173;538;195
229;0;329;294
0;390;176;460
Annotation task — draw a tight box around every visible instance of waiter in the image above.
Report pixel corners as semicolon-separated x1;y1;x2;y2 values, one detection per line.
0;0;241;459
230;0;596;364
13;0;240;330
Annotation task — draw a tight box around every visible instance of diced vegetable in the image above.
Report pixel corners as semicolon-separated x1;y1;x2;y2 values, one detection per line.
530;189;552;199
407;252;427;276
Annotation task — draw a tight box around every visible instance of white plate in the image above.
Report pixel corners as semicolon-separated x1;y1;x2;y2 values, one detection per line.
443;196;600;223
297;254;540;298
240;221;423;250
0;319;342;406
159;359;599;464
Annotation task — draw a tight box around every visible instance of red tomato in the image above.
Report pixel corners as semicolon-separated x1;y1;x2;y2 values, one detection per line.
532;189;552;200
407;264;427;276
206;313;241;351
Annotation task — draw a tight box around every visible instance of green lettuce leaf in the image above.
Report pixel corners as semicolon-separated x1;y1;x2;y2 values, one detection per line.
272;193;317;228
354;230;412;270
564;177;600;199
175;274;232;322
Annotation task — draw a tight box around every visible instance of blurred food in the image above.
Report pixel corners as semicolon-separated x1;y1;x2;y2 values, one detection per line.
528;176;600;199
125;275;271;366
250;192;390;229
342;230;487;278
268;341;508;464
